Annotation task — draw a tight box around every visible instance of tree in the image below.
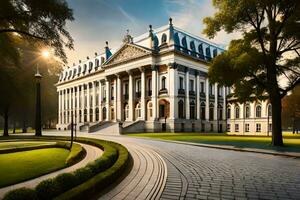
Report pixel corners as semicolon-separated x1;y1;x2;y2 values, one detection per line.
0;0;74;64
282;85;300;129
203;0;300;146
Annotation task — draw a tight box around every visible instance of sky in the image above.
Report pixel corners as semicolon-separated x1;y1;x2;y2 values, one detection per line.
65;0;240;65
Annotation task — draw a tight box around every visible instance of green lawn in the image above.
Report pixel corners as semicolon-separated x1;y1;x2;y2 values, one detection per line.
0;148;70;187
0;141;54;150
128;132;300;153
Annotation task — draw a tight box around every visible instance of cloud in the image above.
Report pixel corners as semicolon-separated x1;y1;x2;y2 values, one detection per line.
165;0;241;48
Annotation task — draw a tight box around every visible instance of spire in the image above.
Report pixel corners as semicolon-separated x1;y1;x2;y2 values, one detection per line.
169;17;174;45
105;41;112;59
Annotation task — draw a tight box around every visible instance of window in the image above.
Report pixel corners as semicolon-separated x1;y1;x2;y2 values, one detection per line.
89;108;93;122
135;103;141;118
174;33;180;50
190;101;195;119
245;124;250;132
136;80;141;92
201;102;205;120
125;104;129;119
200;82;204;93
206;47;211;60
227;107;231;119
102;107;106;120
181;37;188;53
209;84;213;95
84;109;87;122
235;124;239;132
209;104;214;120
178;100;184;119
218;86;222;96
190;41;196;56
227;124;230;132
124;83;129;95
245;106;250;118
189;80;194;91
148;102;153;118
256;123;261;132
111;107;114;120
268;104;272;117
95;59;99;67
269;123;272;131
198;44;204;59
148;78;152;91
89;62;93;72
235;106;240;118
111;85;114;100
95;108;99;121
161;33;167;44
179;77;184;89
161;76;166;89
256;105;261;118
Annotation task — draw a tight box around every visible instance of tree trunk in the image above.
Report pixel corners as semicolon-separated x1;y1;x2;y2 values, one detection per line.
270;93;283;146
22;120;27;133
3;108;9;136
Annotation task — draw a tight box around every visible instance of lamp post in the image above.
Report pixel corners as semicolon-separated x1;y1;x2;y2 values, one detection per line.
35;66;42;136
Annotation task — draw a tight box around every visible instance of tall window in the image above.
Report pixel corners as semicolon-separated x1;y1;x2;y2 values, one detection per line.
198;44;204;59
190;101;195;119
136;80;141;92
178;100;184;119
209;84;213;95
161;76;166;89
227;124;230;132
209;103;214;120
124;83;129;95
227;107;231;119
268;104;272;117
201;102;206;120
245;106;250;118
95;108;99;121
190;41;196;56
111;85;114;100
125;104;129;119
102;107;106;120
206;47;211;60
181;37;188;53
147;102;153;118
200;82;204;93
161;33;167;44
135;103;141;118
179;77;184;89
256;123;261;132
256;105;261;118
245;124;250;132
235;106;240;118
148;78;152;91
235;124;239;132
189;80;194;92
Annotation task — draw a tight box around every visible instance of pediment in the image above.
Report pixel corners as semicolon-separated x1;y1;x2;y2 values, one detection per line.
103;43;152;66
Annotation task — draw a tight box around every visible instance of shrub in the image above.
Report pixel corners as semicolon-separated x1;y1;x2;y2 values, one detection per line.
53;173;77;193
3;187;38;200
36;179;60;200
73;167;93;184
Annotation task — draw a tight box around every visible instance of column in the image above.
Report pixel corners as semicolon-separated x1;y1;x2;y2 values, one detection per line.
81;85;85;123
214;83;218;120
105;79;110;121
58;90;61;124
99;81;102;121
169;63;176;119
76;86;80;124
205;78;209;120
223;87;226;120
196;72;200;120
68;88;71;123
117;75;122;121
151;65;158;120
128;72;134;121
61;90;65;124
87;83;90;122
113;78;117;121
140;67;146;120
185;68;190;119
72;87;76;122
92;81;96;122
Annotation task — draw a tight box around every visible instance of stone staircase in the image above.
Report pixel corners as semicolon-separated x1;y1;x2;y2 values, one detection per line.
89;121;121;135
122;120;145;133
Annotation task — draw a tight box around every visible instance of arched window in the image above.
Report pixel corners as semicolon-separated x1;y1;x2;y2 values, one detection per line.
190;41;196;56
154;36;159;50
198;44;204;59
83;64;87;74
235;106;240;118
135;103;141;119
209;103;214;120
190;101;195;119
174;33;180;50
256;105;261;118
206;47;211;61
102;107;107;120
178;100;184;119
89;108;93;122
218;104;223;120
245;105;250;118
268;104;272;116
88;62;93;72
201;102;206;120
181;37;188;53
161;76;166;89
84;109;87;122
125;104;129;120
227;107;231;119
95;59;99;68
95;108;99;121
147;102;153;119
161;33;167;44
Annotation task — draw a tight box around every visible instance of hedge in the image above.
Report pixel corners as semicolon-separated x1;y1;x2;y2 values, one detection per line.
3;136;129;200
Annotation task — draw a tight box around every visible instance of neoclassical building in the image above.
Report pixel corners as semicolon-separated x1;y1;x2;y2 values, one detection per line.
226;95;272;135
56;19;229;133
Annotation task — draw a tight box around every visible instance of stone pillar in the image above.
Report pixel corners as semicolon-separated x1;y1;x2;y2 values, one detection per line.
81;85;85;123
169;63;176;119
76;86;80;124
140;67;146;120
205;78;209;120
99;81;102;121
72;87;76;122
196;72;200;120
117;75;122;121
105;79;110;121
151;65;158;120
61;90;65;124
214;83;218;120
128;71;134;121
87;83;90;122
68;88;71;123
92;82;96;122
113;78;117;121
58;90;61;124
185;68;190;119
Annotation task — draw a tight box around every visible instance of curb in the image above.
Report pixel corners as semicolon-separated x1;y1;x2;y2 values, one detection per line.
130;137;300;159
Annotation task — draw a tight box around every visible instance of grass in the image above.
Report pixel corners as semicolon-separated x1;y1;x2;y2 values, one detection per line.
0;128;34;134
0;148;70;187
0;141;54;150
128;132;300;153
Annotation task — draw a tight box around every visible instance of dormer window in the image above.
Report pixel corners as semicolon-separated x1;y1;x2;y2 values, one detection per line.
181;37;188;54
95;59;99;68
206;47;212;61
73;68;77;78
78;66;81;76
88;62;93;72
190;41;196;56
198;44;204;59
83;64;87;74
161;33;167;44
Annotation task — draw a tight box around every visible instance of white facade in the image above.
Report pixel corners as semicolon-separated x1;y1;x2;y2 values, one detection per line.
56;19;228;133
227;97;272;135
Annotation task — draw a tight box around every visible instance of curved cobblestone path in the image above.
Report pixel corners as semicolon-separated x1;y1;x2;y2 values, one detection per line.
46;132;300;200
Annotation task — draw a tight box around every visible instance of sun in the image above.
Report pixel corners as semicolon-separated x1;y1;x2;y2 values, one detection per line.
41;50;50;58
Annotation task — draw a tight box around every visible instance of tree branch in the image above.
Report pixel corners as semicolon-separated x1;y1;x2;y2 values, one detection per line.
280;77;300;98
0;29;47;40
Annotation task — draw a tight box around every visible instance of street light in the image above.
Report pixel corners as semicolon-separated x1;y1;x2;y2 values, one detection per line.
35;66;42;136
